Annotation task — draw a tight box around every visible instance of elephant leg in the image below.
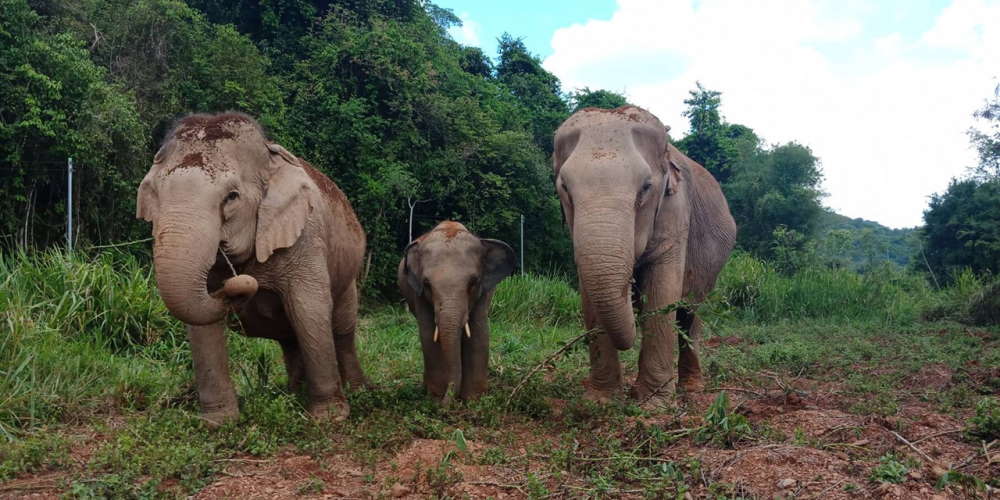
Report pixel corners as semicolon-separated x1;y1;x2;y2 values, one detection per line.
631;261;683;408
332;282;369;390
676;308;705;392
285;285;348;421
581;288;623;403
279;338;305;393
460;292;492;400
188;322;239;427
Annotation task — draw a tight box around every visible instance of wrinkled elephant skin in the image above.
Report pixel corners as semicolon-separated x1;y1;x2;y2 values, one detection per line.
398;221;515;404
136;112;368;425
553;106;737;408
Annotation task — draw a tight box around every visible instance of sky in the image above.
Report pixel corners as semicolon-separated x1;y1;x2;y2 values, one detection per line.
437;0;1000;229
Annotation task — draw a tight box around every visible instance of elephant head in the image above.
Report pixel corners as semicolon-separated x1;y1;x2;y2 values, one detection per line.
552;106;680;351
401;222;515;399
136;112;314;325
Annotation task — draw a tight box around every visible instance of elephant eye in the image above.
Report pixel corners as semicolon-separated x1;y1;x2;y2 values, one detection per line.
225;191;240;203
640;181;652;195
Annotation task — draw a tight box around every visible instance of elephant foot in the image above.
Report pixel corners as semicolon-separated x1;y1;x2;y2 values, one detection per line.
581;379;620;404
342;375;374;392
200;406;239;428
308;398;350;423
678;375;705;393
629;379;677;412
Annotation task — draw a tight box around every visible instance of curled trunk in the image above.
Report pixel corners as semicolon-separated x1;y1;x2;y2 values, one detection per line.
153;213;229;326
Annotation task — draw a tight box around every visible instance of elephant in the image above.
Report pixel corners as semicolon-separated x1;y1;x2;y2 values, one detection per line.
552;106;737;408
136;112;368;425
398;221;516;403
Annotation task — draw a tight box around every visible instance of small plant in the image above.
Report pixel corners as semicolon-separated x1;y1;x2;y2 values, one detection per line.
869;454;908;483
424;451;461;496
524;472;549;499
695;392;751;447
297;476;325;495
935;469;986;491
967;396;1000;441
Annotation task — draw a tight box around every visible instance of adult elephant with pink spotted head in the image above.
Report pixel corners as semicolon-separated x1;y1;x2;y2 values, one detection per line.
136;112;368;426
553;106;736;408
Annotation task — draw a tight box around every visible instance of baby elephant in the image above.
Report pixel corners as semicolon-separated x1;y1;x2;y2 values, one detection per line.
398;221;515;403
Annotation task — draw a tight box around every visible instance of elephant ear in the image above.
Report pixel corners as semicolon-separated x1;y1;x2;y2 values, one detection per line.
481;239;516;291
402;240;425;295
256;143;314;263
135;173;158;223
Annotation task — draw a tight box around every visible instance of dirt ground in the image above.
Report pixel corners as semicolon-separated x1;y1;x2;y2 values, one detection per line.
1;352;996;499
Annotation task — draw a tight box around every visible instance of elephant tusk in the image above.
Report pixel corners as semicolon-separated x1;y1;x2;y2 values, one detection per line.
433;325;439;343
464;323;471;338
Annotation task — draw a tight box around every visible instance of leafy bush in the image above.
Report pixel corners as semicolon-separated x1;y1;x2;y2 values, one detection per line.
870;453;908;483
967;397;1000;442
695;392;751;447
714;252;932;324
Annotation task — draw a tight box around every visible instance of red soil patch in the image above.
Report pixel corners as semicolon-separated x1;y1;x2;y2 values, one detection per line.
172;113;254;142
432;221;468;240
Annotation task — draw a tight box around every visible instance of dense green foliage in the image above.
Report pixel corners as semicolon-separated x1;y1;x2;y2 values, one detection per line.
921;87;1000;279
817;211;918;270
674;84;825;259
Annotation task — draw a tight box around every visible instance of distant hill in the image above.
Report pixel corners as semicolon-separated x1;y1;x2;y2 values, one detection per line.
816;210;919;269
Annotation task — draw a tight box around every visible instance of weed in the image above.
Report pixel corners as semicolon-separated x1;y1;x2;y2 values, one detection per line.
695;392;751;447
869;453;908;483
967;396;1000;441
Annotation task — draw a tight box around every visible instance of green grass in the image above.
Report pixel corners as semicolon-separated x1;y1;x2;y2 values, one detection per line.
0;249;997;496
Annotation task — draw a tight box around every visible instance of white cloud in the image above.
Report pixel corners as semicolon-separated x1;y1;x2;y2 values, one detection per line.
543;0;1000;228
448;12;481;47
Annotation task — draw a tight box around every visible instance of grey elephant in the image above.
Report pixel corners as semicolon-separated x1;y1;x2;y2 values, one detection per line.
398;221;516;403
136;112;368;425
553;106;737;407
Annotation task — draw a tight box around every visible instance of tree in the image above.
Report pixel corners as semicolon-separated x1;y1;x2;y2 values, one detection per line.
724;142;825;257
922;86;1000;278
1;0;147;247
922;178;1000;277
495;33;569;155
568;87;628;112
676;82;739;184
968;84;1000;180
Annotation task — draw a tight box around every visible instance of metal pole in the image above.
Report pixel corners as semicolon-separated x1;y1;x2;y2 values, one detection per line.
67;157;73;252
519;214;524;273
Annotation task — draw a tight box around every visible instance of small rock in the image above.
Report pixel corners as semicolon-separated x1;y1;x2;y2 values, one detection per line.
776;478;796;489
908;470;924;480
390;484;411;498
930;465;948;479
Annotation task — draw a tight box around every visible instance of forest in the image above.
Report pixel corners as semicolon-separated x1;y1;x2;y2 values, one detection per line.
1;0;999;498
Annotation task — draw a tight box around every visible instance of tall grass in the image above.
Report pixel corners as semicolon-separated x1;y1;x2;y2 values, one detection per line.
0;250;189;439
712;252;933;324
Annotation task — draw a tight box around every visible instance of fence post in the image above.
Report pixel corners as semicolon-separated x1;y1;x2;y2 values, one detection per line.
519;214;524;273
67;157;74;252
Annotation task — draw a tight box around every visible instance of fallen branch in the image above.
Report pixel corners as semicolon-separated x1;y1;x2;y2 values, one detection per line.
911;428;965;445
88;237;153;249
888;430;935;464
504;328;595;409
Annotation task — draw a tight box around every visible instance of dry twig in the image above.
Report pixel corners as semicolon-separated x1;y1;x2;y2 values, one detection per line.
888;430;935;464
504;329;595;409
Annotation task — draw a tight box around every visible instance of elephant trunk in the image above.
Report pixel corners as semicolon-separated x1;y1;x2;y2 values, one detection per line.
435;297;468;400
153;212;229;326
574;207;636;350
